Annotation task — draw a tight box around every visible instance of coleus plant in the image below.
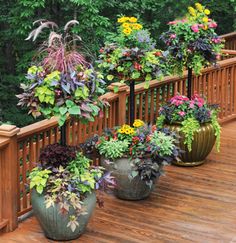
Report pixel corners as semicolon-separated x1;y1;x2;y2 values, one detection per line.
17;20;106;126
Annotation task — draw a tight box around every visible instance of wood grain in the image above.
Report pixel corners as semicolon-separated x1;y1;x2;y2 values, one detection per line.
1;121;236;242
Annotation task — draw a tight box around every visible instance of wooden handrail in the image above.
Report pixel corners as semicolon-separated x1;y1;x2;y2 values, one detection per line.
220;31;236;39
222;49;236;55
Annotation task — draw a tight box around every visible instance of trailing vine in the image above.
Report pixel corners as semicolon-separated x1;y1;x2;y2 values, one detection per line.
180;117;200;152
211;110;221;152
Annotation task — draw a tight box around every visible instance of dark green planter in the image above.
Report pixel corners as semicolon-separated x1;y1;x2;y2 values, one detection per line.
101;157;155;200
166;122;216;166
31;190;96;241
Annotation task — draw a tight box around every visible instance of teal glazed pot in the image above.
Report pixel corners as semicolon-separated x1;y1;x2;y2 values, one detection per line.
31;190;96;241
101;157;155;200
165;122;216;166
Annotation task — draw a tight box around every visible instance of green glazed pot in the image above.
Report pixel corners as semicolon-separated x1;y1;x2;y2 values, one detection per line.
31;190;96;241
101;157;155;200
165;122;216;166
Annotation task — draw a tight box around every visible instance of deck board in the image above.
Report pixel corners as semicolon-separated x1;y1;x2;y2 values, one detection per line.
1;121;236;243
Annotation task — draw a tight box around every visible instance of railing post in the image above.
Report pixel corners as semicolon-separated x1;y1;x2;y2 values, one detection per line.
108;82;128;125
0;125;20;232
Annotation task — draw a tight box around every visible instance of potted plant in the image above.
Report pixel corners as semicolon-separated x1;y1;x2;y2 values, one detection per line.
158;3;223;166
16;20;113;240
29;143;115;241
96;119;180;200
157;93;221;166
160;3;224;98
98;16;165;125
17;20;106;145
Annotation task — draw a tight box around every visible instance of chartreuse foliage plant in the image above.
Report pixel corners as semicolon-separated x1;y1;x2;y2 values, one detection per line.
96;119;180;185
29;145;115;232
157;93;221;152
180;118;200;151
161;2;224;75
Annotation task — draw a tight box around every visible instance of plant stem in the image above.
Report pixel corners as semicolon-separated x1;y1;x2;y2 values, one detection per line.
129;80;135;126
60;123;67;146
187;67;193;99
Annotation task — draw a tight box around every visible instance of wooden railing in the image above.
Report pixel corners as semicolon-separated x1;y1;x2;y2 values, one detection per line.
1;32;236;233
222;32;236;50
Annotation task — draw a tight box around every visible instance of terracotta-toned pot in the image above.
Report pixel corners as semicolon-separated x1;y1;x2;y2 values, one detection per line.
31;190;96;241
101;157;156;200
165;122;216;166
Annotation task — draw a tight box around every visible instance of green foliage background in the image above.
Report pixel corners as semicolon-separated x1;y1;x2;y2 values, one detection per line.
0;0;235;127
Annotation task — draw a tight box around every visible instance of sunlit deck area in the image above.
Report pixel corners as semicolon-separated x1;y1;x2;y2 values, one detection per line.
1;120;236;243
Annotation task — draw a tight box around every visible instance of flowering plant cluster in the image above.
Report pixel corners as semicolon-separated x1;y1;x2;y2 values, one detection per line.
160;3;224;75
17;20;106;126
98;16;165;89
157;93;221;151
17;65;105;126
96;119;180;184
29;144;115;232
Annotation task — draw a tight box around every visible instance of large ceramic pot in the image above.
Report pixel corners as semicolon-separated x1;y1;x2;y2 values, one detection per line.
101;157;155;200
165;122;216;166
31;190;96;241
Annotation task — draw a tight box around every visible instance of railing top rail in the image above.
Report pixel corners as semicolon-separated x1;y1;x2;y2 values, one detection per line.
17;117;59;140
220;31;236;39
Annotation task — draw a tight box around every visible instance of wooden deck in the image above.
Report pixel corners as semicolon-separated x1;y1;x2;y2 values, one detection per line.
1;121;236;243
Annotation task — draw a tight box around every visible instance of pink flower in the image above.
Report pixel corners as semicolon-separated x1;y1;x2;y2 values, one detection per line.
212;38;221;44
209;22;217;28
189;101;195;109
191;24;199;33
170;95;189;106
178;111;186;117
170;34;176;39
191;93;205;108
168;21;177;25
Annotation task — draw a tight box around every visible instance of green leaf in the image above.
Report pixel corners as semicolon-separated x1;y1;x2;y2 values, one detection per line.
144;82;150;89
69;106;81;115
36;185;43;194
107;74;114;81
58;115;66;127
131;71;140;79
113;86;119;93
66;100;74;108
145;74;152;81
59;107;67;115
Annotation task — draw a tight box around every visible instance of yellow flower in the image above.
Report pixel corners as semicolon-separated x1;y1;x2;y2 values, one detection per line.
132;23;143;30
122;22;130;28
203;25;208;30
202;17;209;23
133;119;145;128
117;16;126;23
129;17;137;23
123;27;132;35
204;9;210;15
195;3;203;12
188;6;196;16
